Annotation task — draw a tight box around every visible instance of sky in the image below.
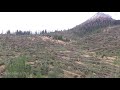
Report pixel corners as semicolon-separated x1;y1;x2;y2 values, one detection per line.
0;12;120;34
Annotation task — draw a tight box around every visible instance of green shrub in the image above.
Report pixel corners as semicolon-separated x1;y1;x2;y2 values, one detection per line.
5;56;31;78
48;67;63;78
53;35;70;42
53;35;63;40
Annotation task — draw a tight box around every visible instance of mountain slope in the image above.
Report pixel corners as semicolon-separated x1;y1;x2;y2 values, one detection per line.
69;12;120;37
78;25;120;56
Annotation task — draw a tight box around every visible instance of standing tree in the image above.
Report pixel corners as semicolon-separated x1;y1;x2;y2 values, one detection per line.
41;30;45;34
44;29;47;34
7;30;11;34
35;31;38;35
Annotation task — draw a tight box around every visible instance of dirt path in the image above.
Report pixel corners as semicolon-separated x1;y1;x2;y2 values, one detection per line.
63;69;82;78
75;61;86;66
0;64;5;74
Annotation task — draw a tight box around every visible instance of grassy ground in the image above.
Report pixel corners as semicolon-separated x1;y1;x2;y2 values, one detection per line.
0;35;120;78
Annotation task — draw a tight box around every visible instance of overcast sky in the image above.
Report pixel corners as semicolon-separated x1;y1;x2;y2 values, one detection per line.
0;12;120;33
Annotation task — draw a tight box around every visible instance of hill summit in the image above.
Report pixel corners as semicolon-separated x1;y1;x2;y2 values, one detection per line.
81;12;114;25
89;12;113;21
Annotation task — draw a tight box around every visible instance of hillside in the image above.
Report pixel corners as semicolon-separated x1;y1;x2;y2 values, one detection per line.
65;13;120;57
0;12;120;78
0;34;120;78
79;25;120;56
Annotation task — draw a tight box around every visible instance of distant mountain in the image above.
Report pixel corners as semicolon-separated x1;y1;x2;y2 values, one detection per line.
69;12;120;37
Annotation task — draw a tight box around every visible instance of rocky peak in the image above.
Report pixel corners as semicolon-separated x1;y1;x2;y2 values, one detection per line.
90;12;113;20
